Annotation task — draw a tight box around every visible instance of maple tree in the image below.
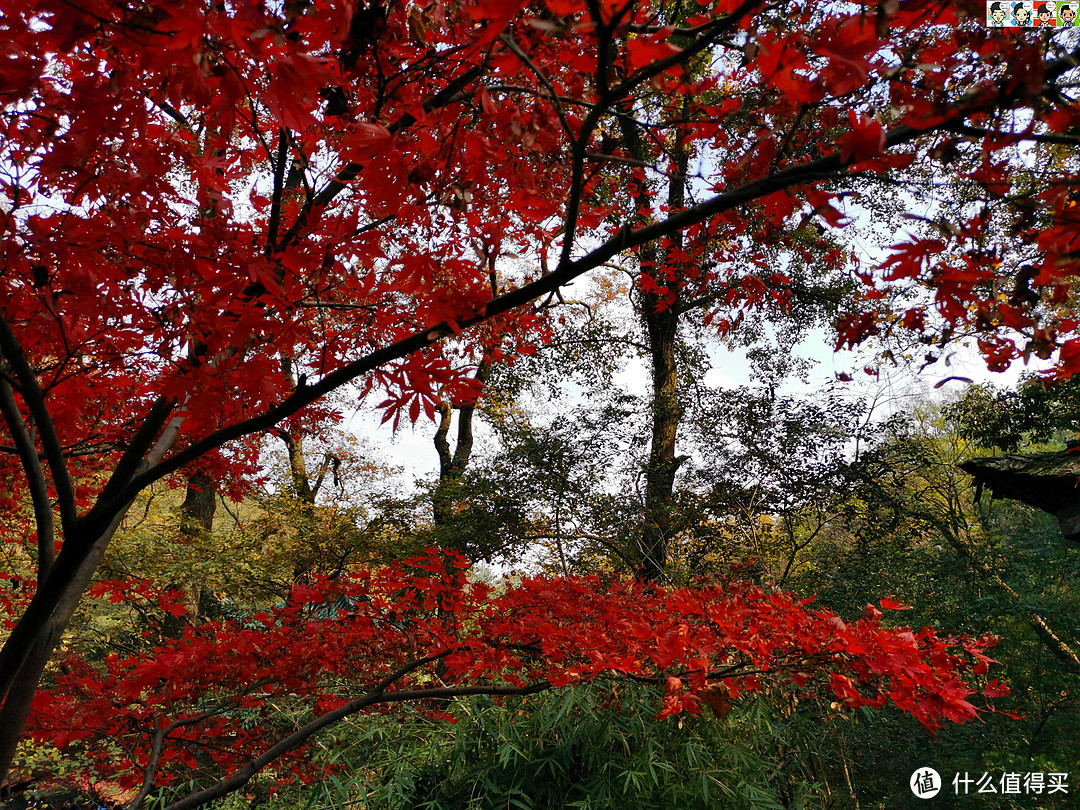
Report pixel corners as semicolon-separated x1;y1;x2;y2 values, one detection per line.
2;0;1080;800
26;550;1004;808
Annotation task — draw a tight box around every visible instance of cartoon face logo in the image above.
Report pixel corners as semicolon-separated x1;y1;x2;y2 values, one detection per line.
1013;1;1032;24
1060;1;1079;23
989;0;1009;22
1036;2;1055;21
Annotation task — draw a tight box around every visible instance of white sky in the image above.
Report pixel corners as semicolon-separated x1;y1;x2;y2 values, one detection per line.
344;318;1048;502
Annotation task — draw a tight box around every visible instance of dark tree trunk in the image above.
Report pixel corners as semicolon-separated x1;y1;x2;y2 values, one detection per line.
171;472;219;626
180;472;217;536
621;110;689;580
639;282;683;580
432;359;489;535
281;429;316;504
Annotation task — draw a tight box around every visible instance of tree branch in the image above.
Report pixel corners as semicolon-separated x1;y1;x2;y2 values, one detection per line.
159;649;550;810
0;314;77;538
91;116;957;522
275;63;486;253
498;33;576;141
267;129;289;254
946;122;1080;147
129;678;278;810
0;377;54;576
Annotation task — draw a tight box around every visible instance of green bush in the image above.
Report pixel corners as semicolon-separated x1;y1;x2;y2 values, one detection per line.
284;684;829;810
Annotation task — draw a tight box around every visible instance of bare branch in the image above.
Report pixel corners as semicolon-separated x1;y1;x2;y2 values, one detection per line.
946;122;1080;147
275;64;486;252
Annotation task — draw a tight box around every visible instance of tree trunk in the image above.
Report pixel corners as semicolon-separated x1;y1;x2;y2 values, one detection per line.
639;283;683;580
181;472;217;536
432;359;489;534
177;472;219;623
621;112;689;580
0;509;130;784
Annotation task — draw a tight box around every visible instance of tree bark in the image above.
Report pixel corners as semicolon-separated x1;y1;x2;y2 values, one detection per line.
639;282;683;580
179;472;219;622
0;508;130;782
0;395;179;782
180;473;217;536
621;110;689;580
432;359;490;533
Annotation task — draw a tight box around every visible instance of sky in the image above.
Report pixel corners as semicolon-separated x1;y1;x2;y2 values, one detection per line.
344;316;1049;501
